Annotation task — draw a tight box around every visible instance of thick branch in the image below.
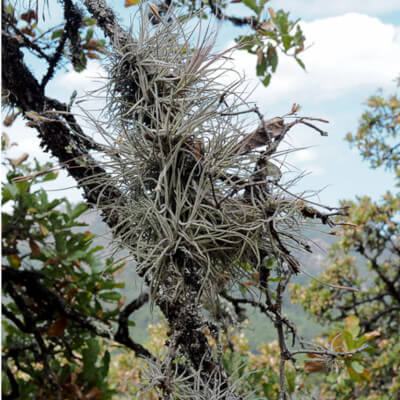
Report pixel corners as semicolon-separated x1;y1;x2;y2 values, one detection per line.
83;0;130;44
2;26;128;231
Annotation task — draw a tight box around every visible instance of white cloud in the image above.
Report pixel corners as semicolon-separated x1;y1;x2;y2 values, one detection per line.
55;60;106;93
231;13;400;105
272;0;400;19
290;148;318;163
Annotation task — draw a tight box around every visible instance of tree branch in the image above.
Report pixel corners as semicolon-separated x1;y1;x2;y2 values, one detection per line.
3;267;153;360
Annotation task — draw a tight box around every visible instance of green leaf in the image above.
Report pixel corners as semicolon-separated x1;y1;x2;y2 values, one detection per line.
242;0;261;15
15;181;30;194
82;338;101;384
274;10;289;34
83;338;100;366
99;292;121;302
295;57;306;70
282;35;292;51
42;171;58;182
256;53;267;77
345;315;360;338
73;52;87;73
345;361;363;382
88;245;104;255
38;190;49;208
66;250;87;262
265;257;275;269
268;47;278;72
99;350;110;380
2;184;18;203
84;17;96;26
269;276;282;282
262;73;272;86
85;28;94;42
51;29;63;39
97;280;117;291
55;232;67;254
70;203;87;219
351;361;364;374
343;330;355;351
2;371;11;394
293;25;305;46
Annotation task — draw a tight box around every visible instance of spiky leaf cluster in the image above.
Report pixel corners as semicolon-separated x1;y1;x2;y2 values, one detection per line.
91;9;307;299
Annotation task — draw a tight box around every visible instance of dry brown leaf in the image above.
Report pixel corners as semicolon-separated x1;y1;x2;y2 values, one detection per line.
290;103;301;114
48;317;69;337
148;3;160;19
237;117;285;154
10;153;29;168
118;295;127;309
268;7;276;19
83;39;99;50
304;360;326;374
295;44;305;55
29;239;41;257
260;21;274;31
87;52;100;60
67;288;79;301
363;330;381;340
84;387;102;400
125;0;138;7
256;47;263;65
20;9;37;23
3;113;19;127
21;27;35;37
43;257;59;267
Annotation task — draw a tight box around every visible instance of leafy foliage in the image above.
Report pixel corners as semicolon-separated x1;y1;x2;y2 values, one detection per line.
2;139;123;399
346;84;400;174
293;83;400;399
236;7;306;86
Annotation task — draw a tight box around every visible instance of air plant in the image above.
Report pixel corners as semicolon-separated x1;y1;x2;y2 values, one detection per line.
84;6;330;304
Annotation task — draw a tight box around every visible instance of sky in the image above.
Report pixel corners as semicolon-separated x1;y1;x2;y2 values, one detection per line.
3;0;400;209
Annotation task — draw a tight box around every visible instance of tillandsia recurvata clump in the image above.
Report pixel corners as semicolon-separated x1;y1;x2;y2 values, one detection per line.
86;7;336;305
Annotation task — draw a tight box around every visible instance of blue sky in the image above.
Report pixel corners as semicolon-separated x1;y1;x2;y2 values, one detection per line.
4;1;400;208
